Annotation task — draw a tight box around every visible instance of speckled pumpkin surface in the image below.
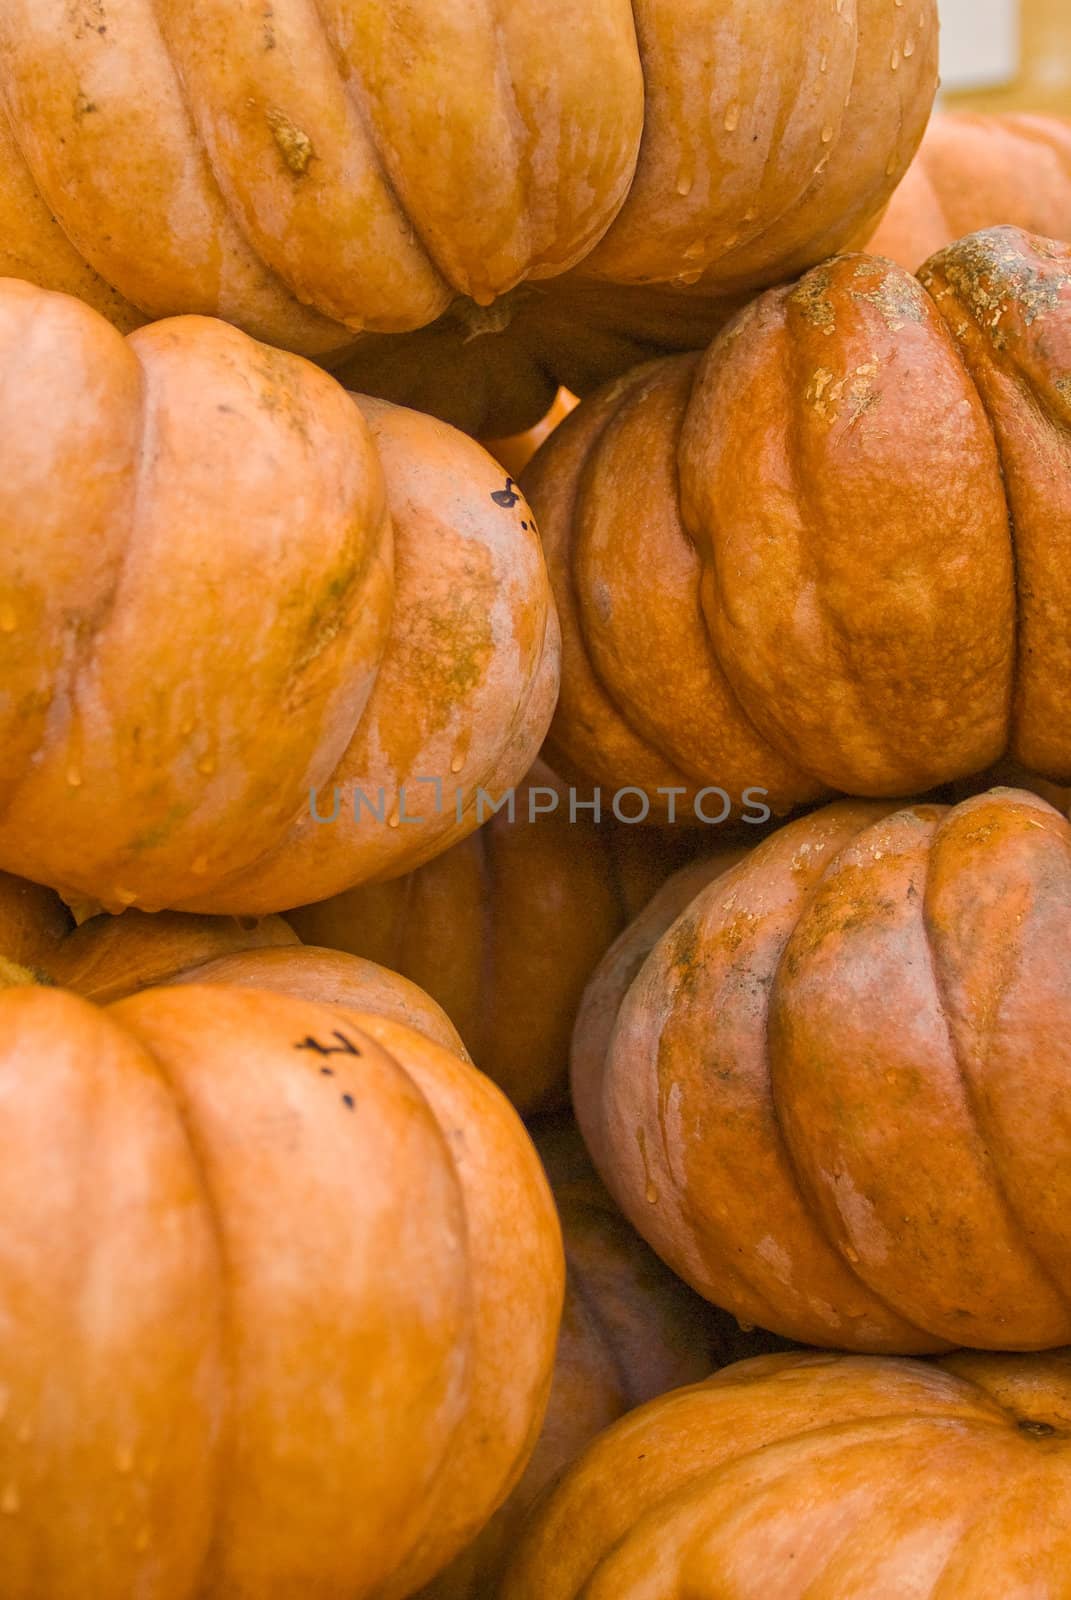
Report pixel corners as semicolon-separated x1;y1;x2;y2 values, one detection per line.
525;226;1071;814
0;280;558;915
575;787;1071;1354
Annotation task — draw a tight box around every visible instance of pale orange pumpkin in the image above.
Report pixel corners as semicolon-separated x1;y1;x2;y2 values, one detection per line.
502;1348;1071;1597
0;1;938;435
0;981;563;1598
0;279;558;917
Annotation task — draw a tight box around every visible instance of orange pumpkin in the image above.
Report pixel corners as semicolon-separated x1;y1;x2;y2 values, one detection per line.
0;981;563;1597
0;2;937;435
289;762;710;1114
524;225;1071;813
575;787;1071;1354
0;279;558;916
502;1348;1071;1597
868;112;1071;272
420;1120;783;1599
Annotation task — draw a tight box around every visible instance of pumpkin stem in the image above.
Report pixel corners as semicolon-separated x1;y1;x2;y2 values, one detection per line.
0;957;52;989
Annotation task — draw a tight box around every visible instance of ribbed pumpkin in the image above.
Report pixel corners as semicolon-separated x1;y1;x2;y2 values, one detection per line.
575;787;1071;1354
868;112;1071;271
524;226;1071;812
0;279;558;916
0;1;936;435
289;763;711;1114
502;1348;1071;1598
419;1120;779;1599
0;872;472;1057
0;982;563;1598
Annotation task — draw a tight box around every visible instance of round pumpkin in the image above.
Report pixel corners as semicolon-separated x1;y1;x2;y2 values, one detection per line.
575;786;1071;1354
0;278;558;917
501;1347;1071;1598
867;112;1071;272
288;762;711;1114
524;225;1071;813
420;1120;782;1599
0;1;937;435
0;981;563;1597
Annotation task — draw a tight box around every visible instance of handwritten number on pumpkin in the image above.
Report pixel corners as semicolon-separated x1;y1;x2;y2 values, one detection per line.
295;1030;363;1059
491;478;520;509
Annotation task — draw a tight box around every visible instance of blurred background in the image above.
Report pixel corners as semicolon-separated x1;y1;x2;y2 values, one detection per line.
940;0;1070;113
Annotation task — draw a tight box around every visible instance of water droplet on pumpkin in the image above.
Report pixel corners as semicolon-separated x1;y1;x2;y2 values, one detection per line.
388;808;401;830
821;125;834;144
450;755;464;774
197;755;216;777
113;888;137;909
645;1179;659;1205
0;605;15;633
684;240;706;260
890;47;901;70
844;1246;860;1264
723;103;741;132
66;768;82;789
675;269;703;286
676;173;693;197
2;1485;20;1515
819;53;829;73
886;156;898;176
743;206;759;223
903;36;915;56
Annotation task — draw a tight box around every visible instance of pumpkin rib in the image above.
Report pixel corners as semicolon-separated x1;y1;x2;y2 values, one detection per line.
920;876;1071;1331
759;843;948;1349
122;1020;238;1596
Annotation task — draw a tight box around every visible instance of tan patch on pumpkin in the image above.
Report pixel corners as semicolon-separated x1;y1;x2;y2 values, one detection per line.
266;108;315;176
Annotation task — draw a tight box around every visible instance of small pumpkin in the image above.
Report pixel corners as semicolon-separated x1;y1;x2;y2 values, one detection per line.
0;279;558;916
289;762;708;1114
0;982;563;1597
575;787;1071;1354
868;112;1071;271
524;225;1071;812
0;1;937;435
502;1348;1071;1598
419;1120;782;1599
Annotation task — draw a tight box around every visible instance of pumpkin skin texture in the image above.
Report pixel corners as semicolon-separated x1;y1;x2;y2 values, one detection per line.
501;1348;1071;1600
575;787;1071;1355
868;113;1071;272
0;279;558;916
0;983;563;1599
288;763;708;1115
0;1;937;436
525;226;1071;812
419;1121;781;1600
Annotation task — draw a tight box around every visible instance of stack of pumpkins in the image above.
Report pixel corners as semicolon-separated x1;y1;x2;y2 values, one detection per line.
2;4;1071;1595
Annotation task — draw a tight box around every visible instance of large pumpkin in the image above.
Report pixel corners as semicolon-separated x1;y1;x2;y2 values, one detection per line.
868;112;1071;271
575;787;1071;1354
419;1120;777;1599
289;762;714;1114
0;982;563;1598
502;1348;1071;1598
0;1;937;435
0;278;558;916
524;225;1071;813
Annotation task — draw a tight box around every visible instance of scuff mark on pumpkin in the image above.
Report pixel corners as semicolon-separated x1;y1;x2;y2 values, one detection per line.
266;108;315;176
